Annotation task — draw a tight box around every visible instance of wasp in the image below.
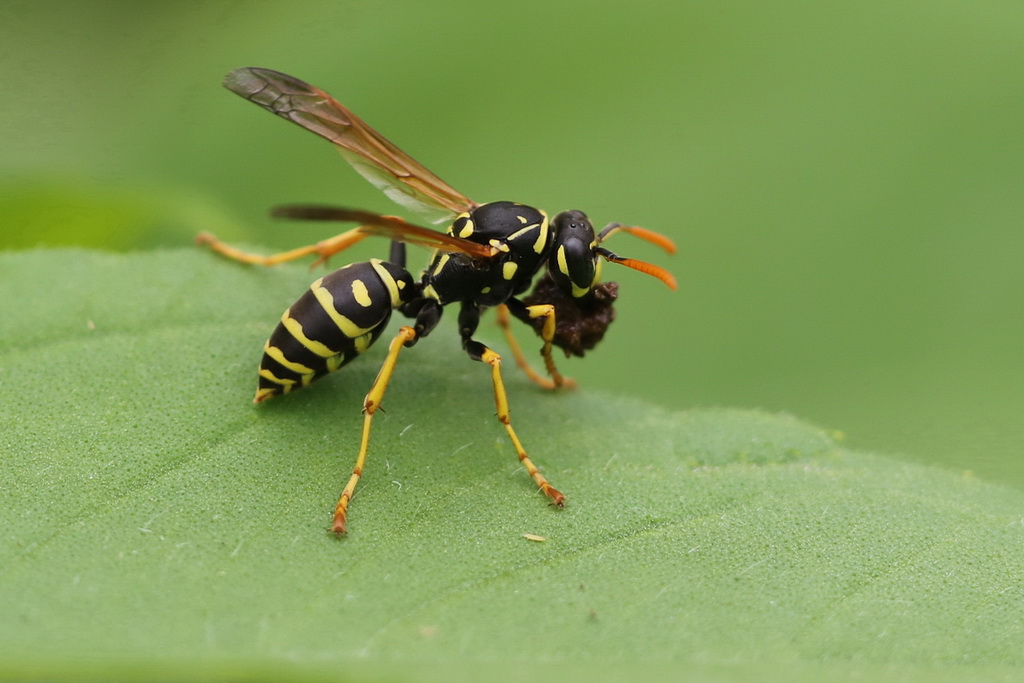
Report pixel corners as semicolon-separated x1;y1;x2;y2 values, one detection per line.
198;67;677;534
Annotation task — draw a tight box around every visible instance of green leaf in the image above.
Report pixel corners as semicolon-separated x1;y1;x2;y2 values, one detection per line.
0;178;249;251
1;248;1022;682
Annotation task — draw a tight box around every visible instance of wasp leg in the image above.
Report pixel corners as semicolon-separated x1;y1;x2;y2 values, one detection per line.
502;299;576;390
389;240;406;269
495;304;576;390
495;304;554;389
332;325;418;535
196;228;369;269
458;301;564;506
462;338;566;507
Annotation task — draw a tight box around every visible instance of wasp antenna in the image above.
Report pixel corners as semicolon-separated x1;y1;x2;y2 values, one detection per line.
597;224;677;255
608;257;678;290
597;248;677;290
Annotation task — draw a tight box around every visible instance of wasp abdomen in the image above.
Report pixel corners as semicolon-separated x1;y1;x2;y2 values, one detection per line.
255;259;415;403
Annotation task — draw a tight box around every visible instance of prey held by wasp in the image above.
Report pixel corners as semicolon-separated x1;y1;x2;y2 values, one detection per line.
198;67;677;534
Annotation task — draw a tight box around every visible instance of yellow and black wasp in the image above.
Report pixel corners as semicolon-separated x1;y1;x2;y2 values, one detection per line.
198;67;677;534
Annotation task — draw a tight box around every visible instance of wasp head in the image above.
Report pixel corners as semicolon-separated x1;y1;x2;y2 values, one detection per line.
549;210;601;298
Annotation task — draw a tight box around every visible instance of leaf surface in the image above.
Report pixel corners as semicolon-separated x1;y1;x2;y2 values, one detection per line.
1;249;1022;682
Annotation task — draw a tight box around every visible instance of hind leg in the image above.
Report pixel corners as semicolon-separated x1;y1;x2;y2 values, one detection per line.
196;228;369;268
332;325;418;534
331;297;441;535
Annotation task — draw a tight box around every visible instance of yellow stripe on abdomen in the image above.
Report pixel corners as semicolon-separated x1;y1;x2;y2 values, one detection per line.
263;342;315;374
259;367;296;387
311;280;374;338
280;312;339;358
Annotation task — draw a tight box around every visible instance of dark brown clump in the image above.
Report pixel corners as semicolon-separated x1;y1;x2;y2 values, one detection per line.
521;274;619;357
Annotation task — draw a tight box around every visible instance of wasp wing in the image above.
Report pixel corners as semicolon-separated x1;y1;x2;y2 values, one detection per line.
224;67;478;222
271;205;498;260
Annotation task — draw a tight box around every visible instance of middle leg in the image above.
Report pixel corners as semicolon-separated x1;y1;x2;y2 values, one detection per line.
460;303;565;506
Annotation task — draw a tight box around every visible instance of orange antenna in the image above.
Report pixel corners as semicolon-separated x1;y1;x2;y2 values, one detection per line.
597;249;678;290
597;223;677;254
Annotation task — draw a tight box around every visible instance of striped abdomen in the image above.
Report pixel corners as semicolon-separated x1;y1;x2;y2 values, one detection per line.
255;258;416;403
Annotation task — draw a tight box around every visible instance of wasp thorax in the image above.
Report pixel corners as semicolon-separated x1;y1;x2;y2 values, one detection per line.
466;201;547;245
550;210;599;298
426;201;551;307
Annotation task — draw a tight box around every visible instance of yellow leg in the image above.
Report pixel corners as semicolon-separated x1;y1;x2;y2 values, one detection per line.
332;326;417;534
495;305;576;390
477;346;565;507
496;305;557;390
196;228;369;268
525;303;569;389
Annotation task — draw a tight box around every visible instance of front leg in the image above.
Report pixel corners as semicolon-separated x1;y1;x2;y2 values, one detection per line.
501;298;574;389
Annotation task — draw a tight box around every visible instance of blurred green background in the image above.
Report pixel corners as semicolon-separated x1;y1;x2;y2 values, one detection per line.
1;0;1021;488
